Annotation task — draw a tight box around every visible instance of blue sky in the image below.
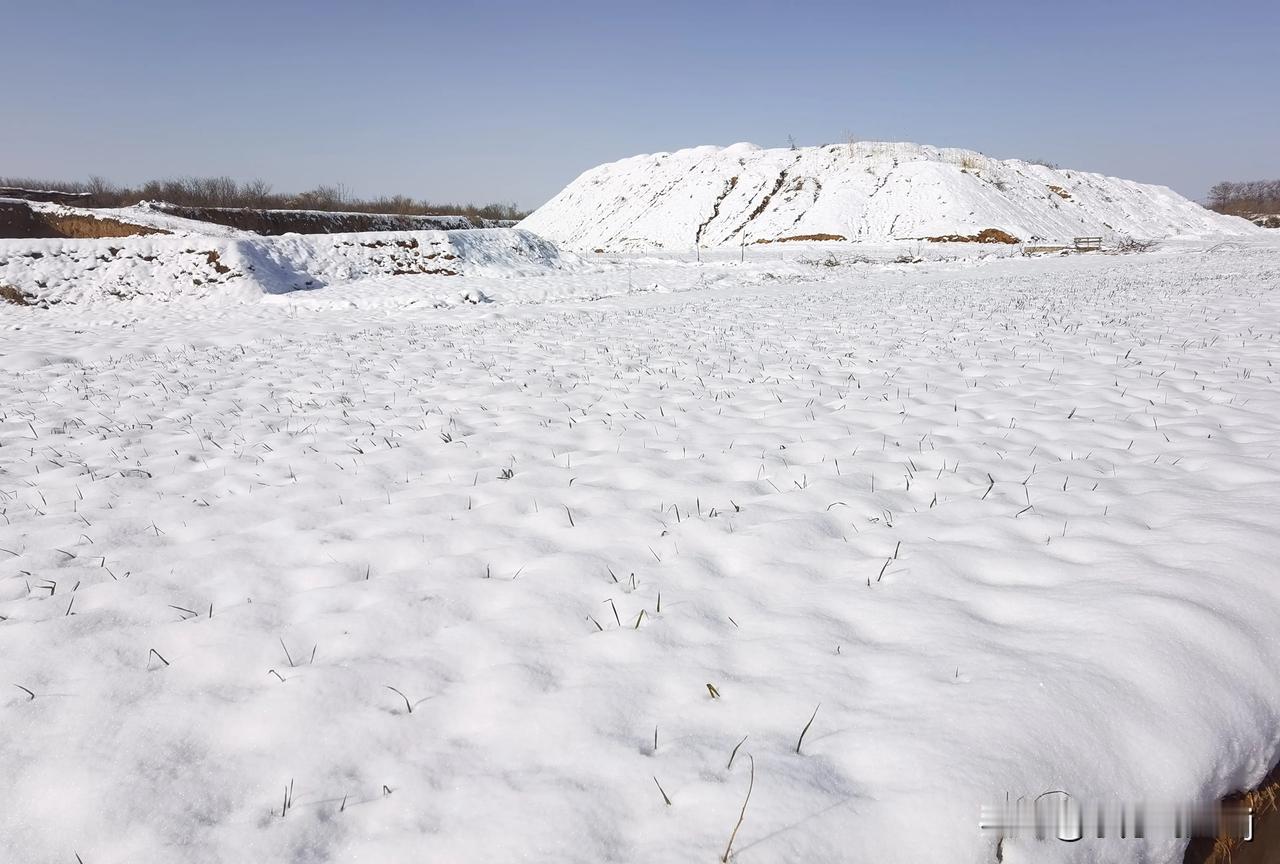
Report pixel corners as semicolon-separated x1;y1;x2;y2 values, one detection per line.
2;0;1275;207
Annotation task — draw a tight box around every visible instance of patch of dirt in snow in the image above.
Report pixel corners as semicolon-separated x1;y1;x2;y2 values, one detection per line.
0;282;31;305
1184;761;1280;863
728;167;790;239
925;228;1020;244
756;232;848;243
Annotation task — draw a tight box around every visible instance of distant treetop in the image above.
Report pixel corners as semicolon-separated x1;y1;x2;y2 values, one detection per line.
0;175;528;221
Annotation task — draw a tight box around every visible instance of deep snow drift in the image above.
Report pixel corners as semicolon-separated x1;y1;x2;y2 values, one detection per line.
3;239;1280;863
0;227;570;305
521;141;1257;250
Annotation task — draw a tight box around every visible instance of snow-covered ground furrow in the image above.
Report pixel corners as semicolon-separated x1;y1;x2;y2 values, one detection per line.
1;246;1279;863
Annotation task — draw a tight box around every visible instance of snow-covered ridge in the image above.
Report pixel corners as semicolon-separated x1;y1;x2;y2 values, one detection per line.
0;228;569;305
521;141;1259;250
138;202;512;235
12;199;511;238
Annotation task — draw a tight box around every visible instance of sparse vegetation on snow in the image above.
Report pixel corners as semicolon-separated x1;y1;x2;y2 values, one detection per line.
3;235;1280;863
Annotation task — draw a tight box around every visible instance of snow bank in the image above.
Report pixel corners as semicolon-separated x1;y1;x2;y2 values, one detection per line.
521;141;1260;250
0;228;571;305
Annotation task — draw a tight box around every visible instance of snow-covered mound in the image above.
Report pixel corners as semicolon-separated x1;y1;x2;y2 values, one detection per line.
0;228;569;305
522;141;1257;250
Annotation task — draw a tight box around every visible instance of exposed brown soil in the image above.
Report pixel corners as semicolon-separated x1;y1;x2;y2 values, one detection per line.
925;228;1020;244
1184;763;1280;864
1047;185;1072;200
149;204;492;236
729;170;790;239
756;233;848;244
0;201;167;239
695;176;739;246
50;214;168;239
357;238;432;251
0;283;31;306
0;202;48;238
745;171;787;224
203;251;231;274
390;267;458;276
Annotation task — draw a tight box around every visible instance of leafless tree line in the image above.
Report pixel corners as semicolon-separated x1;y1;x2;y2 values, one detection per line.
0;175;527;221
1207;179;1280;215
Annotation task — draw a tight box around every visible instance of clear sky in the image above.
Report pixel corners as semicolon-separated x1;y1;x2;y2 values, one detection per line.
2;0;1275;208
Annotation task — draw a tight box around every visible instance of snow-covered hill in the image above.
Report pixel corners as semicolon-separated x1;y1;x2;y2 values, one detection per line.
521;141;1257;250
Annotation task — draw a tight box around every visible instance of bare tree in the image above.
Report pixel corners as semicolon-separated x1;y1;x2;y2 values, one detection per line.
0;174;531;219
1206;179;1280;216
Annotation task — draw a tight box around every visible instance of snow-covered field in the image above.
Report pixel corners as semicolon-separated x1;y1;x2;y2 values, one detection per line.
2;238;1280;863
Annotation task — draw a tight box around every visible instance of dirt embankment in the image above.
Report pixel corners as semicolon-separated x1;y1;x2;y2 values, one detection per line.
755;233;848;244
146;204;496;235
925;228;1020;244
0;283;31;305
0;201;168;239
0;187;93;205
